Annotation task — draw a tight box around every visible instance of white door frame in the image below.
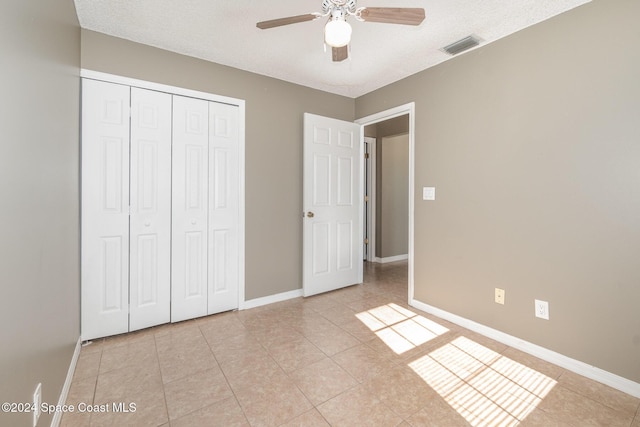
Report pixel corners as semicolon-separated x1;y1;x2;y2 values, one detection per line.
363;136;376;262
356;103;415;304
80;69;247;311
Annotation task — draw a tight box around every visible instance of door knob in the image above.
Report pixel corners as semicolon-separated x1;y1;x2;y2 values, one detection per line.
307;212;315;218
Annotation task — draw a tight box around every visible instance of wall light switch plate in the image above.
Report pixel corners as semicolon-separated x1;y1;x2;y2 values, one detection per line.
495;288;505;305
423;187;435;201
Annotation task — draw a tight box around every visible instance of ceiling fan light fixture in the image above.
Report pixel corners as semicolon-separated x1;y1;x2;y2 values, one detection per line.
324;18;352;47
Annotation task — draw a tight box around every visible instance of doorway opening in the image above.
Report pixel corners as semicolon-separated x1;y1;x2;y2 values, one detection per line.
357;103;415;304
363;119;409;264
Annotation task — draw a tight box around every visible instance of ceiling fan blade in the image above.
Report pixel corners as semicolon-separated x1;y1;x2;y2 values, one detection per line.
332;46;348;62
256;14;318;29
359;7;425;25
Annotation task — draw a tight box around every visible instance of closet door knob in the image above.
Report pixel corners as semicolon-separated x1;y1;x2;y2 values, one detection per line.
191;219;197;225
144;220;151;227
307;212;315;218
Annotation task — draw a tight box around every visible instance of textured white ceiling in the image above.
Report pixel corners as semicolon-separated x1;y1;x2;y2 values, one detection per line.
74;0;591;98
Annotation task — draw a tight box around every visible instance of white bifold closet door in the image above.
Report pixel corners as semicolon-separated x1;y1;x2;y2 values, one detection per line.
129;87;172;331
172;97;240;322
171;96;209;322
207;101;240;315
81;80;131;340
81;80;171;340
83;78;241;338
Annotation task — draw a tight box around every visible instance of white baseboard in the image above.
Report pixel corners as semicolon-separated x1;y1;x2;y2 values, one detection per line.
51;337;82;427
410;298;640;399
240;288;303;310
373;254;409;264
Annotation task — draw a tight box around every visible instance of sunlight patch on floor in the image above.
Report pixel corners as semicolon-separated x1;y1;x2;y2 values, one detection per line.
409;336;557;426
356;303;449;354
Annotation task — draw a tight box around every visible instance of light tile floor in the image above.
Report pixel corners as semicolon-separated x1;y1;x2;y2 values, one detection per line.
62;261;640;426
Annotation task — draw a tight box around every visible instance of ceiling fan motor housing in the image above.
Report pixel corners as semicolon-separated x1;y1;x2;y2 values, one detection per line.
322;0;357;14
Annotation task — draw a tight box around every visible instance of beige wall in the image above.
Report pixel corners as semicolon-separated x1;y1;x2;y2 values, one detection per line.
81;30;355;300
355;0;640;383
0;1;81;426
380;134;409;258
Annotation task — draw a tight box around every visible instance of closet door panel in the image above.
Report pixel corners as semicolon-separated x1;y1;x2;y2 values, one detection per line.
208;102;240;314
129;87;172;331
81;79;131;340
172;96;209;322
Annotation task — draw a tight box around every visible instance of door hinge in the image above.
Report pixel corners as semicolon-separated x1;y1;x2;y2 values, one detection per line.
364;195;369;202
364;238;369;244
364;152;370;159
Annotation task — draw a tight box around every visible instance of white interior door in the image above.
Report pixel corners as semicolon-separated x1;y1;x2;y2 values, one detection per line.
81;79;131;340
171;95;210;322
129;88;172;331
303;113;363;297
208;102;240;313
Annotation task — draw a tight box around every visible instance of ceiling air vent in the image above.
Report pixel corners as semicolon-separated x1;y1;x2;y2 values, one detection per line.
441;35;482;56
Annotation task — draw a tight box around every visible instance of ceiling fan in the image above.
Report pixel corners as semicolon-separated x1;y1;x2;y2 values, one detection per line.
256;0;425;62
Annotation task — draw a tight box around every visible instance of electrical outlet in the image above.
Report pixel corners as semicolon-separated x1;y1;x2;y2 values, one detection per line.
33;383;41;427
535;299;549;320
495;288;505;305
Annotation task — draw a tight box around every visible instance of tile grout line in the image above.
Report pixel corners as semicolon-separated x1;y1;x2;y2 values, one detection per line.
154;333;171;426
198;320;260;426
